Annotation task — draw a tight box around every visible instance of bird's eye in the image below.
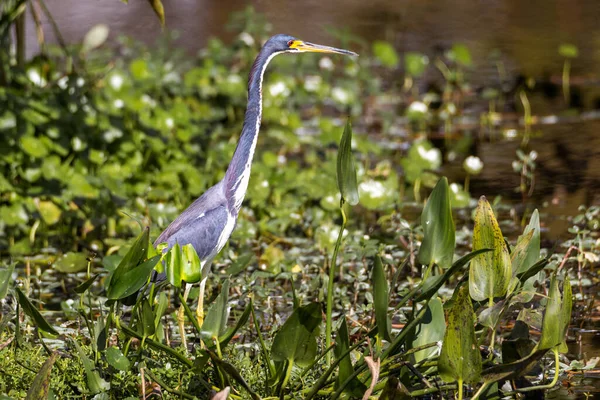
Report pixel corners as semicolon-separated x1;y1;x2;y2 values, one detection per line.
287;40;294;47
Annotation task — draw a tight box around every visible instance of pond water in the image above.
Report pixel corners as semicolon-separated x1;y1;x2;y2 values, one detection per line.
22;1;600;397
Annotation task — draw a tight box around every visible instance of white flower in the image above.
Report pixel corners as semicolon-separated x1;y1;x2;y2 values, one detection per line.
408;101;428;114
141;94;157;108
165;118;174;129
57;76;69;89
529;150;538;161
417;146;441;166
269;81;289;97
27;69;46;87
76;77;85;87
319;57;334;70
277;155;287;164
304;75;321;92
449;183;461;194
113;99;124;109
239;32;255;46
463;156;483;175
109;74;123;90
359;180;386;199
332;87;350;104
261;180;269;188
504;129;518;139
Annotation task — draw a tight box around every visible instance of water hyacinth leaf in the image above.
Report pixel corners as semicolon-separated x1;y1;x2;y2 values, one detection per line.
438;285;482;385
336;120;359;206
539;275;562;350
73;340;110;394
410;298;445;363
417;177;455;270
106;255;160;299
0;263;15;300
202;280;230;340
15;287;58;336
181;244;202;284
372;256;391;341
105;346;130;371
271;302;321;367
469;196;511;302
54;252;88;273
25;352;58;400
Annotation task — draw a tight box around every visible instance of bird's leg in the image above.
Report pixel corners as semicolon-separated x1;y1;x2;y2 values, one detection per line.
196;276;208;327
178;283;192;351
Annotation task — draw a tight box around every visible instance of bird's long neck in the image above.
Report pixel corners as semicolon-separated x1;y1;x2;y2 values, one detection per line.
223;49;279;213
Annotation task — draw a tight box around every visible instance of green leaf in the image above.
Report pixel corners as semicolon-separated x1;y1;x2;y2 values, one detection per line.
138;298;156;337
271;302;321;367
74;274;100;294
405;52;429;77
336;120;359;205
165;243;183;288
334;317;366;396
219;302;252;348
53;252;88;273
372;256;391;341
72;340;110;394
20;135;48;158
508;210;541;301
106;255;159;300
108;227;150;290
202;280;230;340
15;287;58;336
373;41;399;68
448;43;472;66
25;352;58;400
0;263;15;300
146;0;165;26
418;177;456;270
469;196;512;302
105;347;130;371
37;201;61;225
181;244;202;283
559;278;572;352
559;43;578;58
438;284;482;384
539;275;562;350
410;298;445;363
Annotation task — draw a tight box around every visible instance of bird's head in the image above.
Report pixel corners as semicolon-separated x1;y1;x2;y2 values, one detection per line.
264;34;358;57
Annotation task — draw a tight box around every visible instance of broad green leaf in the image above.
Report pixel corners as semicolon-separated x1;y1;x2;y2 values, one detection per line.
37;201;61;225
410;298;445;363
181;244;202;283
15;287;58;336
334;317;366;396
438;285;482;384
404;52;429;77
336;120;359;205
539;275;562;350
0;263;15;300
559;278;572;353
109;227;150;288
72;340;110;394
26;352;58;400
478;300;504;329
418;177;455;270
469;196;511;302
166;243;183;288
372;256;391;341
559;43;578;58
271;302;321;367
21;135;48;158
106;255;159;300
373;41;399;68
508;210;541;301
53;252;88;273
137;298;156;337
202;280;230;340
105;347;130;371
448;43;472;66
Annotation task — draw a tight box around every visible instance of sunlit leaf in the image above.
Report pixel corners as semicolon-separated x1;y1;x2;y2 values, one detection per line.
105;346;130;371
202;280;230;340
53;252;88;273
410;298;445;363
447;43;472;66
438;285;482;384
418;177;455;270
15;287;58;336
559;43;578;58
271;302;321;367
81;24;109;53
372;256;391;341
405;52;429;77
107;255;159;300
336;120;359;206
25;352;58;400
373;41;399;68
558;277;572;353
181;244;202;283
37;201;61;225
469;196;511;302
20;135;48;158
539;275;562;350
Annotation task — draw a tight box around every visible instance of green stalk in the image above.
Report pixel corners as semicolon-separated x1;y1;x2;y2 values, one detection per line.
562;59;570;105
458;378;464;400
325;201;347;365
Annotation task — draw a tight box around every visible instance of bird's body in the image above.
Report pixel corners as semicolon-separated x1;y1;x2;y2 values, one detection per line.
153;34;357;328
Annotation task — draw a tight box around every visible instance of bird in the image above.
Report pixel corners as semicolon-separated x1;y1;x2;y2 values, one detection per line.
153;34;358;330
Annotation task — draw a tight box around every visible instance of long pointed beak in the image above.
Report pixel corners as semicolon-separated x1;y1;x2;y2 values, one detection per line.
290;40;358;56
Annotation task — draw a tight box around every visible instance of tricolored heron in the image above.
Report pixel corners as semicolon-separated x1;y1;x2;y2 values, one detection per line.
154;34;357;328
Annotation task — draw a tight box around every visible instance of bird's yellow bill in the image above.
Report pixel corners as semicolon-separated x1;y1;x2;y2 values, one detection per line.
289;40;358;56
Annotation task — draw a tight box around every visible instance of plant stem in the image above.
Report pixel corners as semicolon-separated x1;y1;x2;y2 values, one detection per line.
458;378;463;400
562;59;571;105
326;201;347;365
517;347;560;392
